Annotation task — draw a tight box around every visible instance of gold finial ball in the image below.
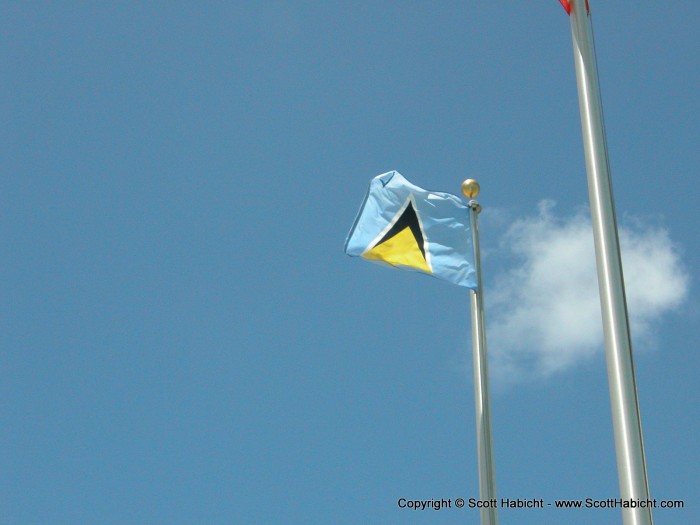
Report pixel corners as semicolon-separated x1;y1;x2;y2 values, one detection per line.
461;179;480;199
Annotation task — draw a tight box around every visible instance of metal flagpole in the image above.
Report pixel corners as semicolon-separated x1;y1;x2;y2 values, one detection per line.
462;179;498;525
566;2;653;524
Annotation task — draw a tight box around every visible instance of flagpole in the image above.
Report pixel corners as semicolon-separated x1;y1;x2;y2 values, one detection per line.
566;2;653;524
462;180;498;525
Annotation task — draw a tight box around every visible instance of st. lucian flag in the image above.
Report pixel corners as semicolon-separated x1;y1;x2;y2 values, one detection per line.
344;171;477;290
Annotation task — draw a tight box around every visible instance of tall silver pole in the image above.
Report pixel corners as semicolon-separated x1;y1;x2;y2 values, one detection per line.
462;180;498;525
567;2;653;524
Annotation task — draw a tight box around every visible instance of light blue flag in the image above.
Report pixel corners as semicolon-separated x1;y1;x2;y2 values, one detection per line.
344;171;477;289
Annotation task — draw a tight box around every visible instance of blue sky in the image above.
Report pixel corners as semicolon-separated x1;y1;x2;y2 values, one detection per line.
2;3;698;524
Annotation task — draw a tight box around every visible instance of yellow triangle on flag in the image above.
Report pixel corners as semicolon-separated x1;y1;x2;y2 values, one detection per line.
362;226;431;274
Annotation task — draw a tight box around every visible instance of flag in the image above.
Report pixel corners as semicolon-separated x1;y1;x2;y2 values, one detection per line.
344;171;477;289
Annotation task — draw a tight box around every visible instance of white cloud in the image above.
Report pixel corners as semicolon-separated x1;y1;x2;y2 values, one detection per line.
487;201;689;383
